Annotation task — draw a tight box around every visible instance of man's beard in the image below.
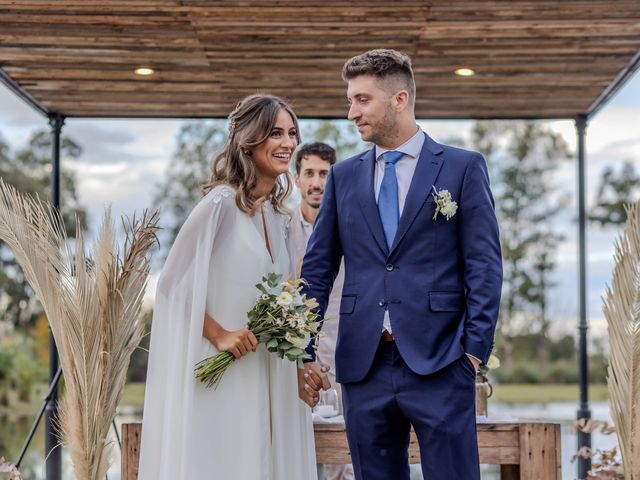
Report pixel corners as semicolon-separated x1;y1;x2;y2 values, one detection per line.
303;188;323;209
366;104;398;146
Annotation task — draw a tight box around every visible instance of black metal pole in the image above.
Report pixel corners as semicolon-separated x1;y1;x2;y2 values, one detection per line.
575;114;591;479
15;368;62;469
46;113;65;480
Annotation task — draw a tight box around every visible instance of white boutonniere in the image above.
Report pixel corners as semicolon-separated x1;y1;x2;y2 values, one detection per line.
431;186;458;221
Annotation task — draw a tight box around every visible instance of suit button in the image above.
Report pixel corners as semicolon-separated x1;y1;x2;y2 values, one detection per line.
386;264;394;272
378;299;385;307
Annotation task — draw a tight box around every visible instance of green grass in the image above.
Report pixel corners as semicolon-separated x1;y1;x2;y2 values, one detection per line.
0;382;610;416
0;382;147;415
119;382;609;408
491;383;609;403
120;382;146;408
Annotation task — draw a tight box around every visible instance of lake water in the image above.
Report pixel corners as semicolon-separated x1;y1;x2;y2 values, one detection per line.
0;402;615;479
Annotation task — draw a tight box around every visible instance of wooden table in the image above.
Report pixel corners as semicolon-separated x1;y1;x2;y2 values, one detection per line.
122;421;561;480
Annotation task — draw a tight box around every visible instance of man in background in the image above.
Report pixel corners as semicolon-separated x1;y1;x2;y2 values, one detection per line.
290;142;354;480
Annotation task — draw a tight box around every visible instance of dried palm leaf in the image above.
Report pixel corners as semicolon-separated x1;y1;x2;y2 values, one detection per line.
0;178;159;480
603;201;640;480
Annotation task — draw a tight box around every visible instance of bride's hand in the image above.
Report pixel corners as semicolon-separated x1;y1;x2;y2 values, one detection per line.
210;327;258;359
203;313;258;359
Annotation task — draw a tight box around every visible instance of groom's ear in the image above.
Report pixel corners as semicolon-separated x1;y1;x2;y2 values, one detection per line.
393;90;410;113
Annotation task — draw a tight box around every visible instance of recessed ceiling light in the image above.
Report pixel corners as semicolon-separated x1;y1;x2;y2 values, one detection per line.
454;68;475;77
134;67;155;76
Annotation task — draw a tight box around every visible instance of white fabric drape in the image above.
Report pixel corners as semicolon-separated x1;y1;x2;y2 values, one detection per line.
139;185;317;479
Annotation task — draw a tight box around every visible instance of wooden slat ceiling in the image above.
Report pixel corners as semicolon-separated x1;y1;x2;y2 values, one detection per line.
1;0;639;119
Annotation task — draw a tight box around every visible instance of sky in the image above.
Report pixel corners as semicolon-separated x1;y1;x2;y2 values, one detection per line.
1;70;639;342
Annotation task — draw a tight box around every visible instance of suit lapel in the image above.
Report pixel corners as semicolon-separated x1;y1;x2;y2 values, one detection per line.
356;148;388;255
389;133;444;256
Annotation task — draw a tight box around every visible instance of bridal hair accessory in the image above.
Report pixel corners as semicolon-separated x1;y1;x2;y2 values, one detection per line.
431;186;458;221
228;100;243;133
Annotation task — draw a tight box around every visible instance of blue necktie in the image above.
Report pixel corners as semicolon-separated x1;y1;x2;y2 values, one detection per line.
377;150;404;250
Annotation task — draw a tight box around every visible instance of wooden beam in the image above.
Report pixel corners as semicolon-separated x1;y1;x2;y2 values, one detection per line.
0;0;636;118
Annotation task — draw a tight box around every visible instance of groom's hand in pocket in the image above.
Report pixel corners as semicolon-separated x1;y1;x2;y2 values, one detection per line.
466;353;481;371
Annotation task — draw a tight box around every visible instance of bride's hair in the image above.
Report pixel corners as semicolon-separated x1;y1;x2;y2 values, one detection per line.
202;94;300;215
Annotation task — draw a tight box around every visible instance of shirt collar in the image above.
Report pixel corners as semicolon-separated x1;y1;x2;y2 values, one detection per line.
375;127;425;161
298;206;313;229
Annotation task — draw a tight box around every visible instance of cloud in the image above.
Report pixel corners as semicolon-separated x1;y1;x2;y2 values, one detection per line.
67;157;169;239
0;84;49;150
65;119;181;165
418;119;473;143
0;83;45;126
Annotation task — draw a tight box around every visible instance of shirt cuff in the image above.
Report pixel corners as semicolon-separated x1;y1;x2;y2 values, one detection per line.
465;353;481;364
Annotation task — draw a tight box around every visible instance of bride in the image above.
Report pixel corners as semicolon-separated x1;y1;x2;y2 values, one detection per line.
138;94;326;479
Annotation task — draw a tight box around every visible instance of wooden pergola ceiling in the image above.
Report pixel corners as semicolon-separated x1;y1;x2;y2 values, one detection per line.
1;1;640;119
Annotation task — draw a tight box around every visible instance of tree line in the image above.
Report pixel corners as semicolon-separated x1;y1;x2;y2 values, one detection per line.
1;120;638;398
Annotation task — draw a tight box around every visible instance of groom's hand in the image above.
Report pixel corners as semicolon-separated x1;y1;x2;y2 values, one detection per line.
305;362;332;391
297;362;331;408
297;367;320;407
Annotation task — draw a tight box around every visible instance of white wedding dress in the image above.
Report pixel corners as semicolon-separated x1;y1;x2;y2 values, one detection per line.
138;185;317;479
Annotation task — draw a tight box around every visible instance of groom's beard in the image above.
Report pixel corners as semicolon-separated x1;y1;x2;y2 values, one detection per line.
365;103;398;147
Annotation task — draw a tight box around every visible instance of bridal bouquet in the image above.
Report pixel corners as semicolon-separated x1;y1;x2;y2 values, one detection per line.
195;273;322;389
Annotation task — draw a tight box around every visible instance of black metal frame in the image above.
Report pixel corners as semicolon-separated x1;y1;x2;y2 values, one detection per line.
11;113;123;480
2;47;639;480
45;113;64;480
15;368;62;469
575;114;591;478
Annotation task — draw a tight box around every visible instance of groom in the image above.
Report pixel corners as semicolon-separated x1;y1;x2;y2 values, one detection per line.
301;49;502;479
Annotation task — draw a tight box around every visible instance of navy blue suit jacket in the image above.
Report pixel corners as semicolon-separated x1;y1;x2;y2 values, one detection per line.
301;133;502;384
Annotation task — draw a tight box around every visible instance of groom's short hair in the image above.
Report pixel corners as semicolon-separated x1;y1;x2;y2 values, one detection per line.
342;49;416;108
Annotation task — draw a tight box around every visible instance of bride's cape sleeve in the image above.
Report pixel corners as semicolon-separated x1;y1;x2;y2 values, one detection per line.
138;186;235;479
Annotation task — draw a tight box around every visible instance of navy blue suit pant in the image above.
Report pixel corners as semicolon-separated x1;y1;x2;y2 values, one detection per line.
342;339;480;480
